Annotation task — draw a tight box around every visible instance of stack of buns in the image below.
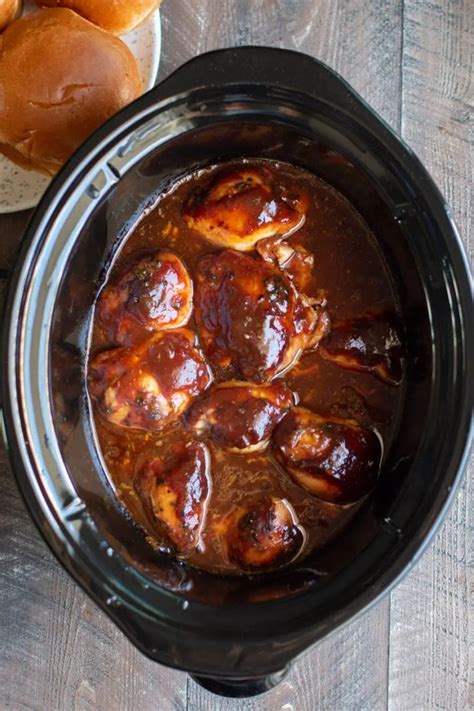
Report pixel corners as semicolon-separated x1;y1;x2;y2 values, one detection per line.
0;1;160;175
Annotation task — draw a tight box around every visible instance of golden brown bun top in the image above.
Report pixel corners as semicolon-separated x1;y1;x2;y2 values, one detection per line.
33;0;161;34
0;8;141;175
0;0;21;31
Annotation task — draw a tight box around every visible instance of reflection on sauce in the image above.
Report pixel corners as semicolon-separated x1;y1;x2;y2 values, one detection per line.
88;159;404;575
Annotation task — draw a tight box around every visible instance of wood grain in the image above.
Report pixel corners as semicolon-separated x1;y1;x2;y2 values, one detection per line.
0;0;471;709
388;1;473;709
160;0;403;128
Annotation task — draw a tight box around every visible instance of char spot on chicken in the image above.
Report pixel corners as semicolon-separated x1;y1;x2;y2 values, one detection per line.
219;496;304;570
135;441;211;555
273;407;382;505
194;249;328;383
186;380;295;452
183;166;308;251
96;250;193;345
88;329;212;431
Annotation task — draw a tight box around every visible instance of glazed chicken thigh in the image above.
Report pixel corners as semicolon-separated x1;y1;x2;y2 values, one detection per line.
183;166;308;251
194;249;327;383
220;497;304;570
320;313;403;385
135;441;211;555
273;407;382;505
88;329;212;431
187;380;295;452
96;250;193;345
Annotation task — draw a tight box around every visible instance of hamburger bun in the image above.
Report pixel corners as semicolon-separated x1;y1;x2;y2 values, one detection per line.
33;0;161;35
0;0;21;31
0;9;141;175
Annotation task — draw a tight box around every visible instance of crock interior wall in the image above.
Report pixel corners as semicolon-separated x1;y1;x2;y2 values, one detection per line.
49;120;431;603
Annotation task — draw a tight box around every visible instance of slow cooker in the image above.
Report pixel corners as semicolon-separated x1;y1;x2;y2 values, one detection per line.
1;48;472;697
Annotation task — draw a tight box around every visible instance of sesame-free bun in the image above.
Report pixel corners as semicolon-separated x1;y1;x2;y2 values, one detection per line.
0;9;141;175
0;0;21;31
33;0;161;35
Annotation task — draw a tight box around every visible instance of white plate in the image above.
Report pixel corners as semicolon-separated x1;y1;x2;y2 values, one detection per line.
0;1;161;214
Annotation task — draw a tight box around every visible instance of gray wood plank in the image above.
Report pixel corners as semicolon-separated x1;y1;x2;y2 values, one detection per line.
388;1;473;709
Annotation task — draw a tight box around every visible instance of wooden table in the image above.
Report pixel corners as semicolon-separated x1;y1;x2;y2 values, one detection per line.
0;1;471;709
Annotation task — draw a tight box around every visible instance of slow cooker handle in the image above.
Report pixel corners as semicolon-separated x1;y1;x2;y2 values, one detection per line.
154;46;362;116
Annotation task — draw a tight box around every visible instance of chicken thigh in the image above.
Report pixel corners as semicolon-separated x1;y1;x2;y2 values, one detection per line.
96;250;192;345
88;329;212;431
183;166;308;251
273;407;382;505
187;380;295;452
220;497;304;570
319;313;403;385
135;441;211;555
194;249;326;383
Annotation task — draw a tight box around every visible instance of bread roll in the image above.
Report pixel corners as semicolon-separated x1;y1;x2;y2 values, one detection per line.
33;0;161;35
0;9;141;175
0;0;21;31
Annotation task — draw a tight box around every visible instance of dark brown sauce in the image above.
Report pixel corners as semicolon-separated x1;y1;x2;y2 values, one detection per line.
89;159;404;575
